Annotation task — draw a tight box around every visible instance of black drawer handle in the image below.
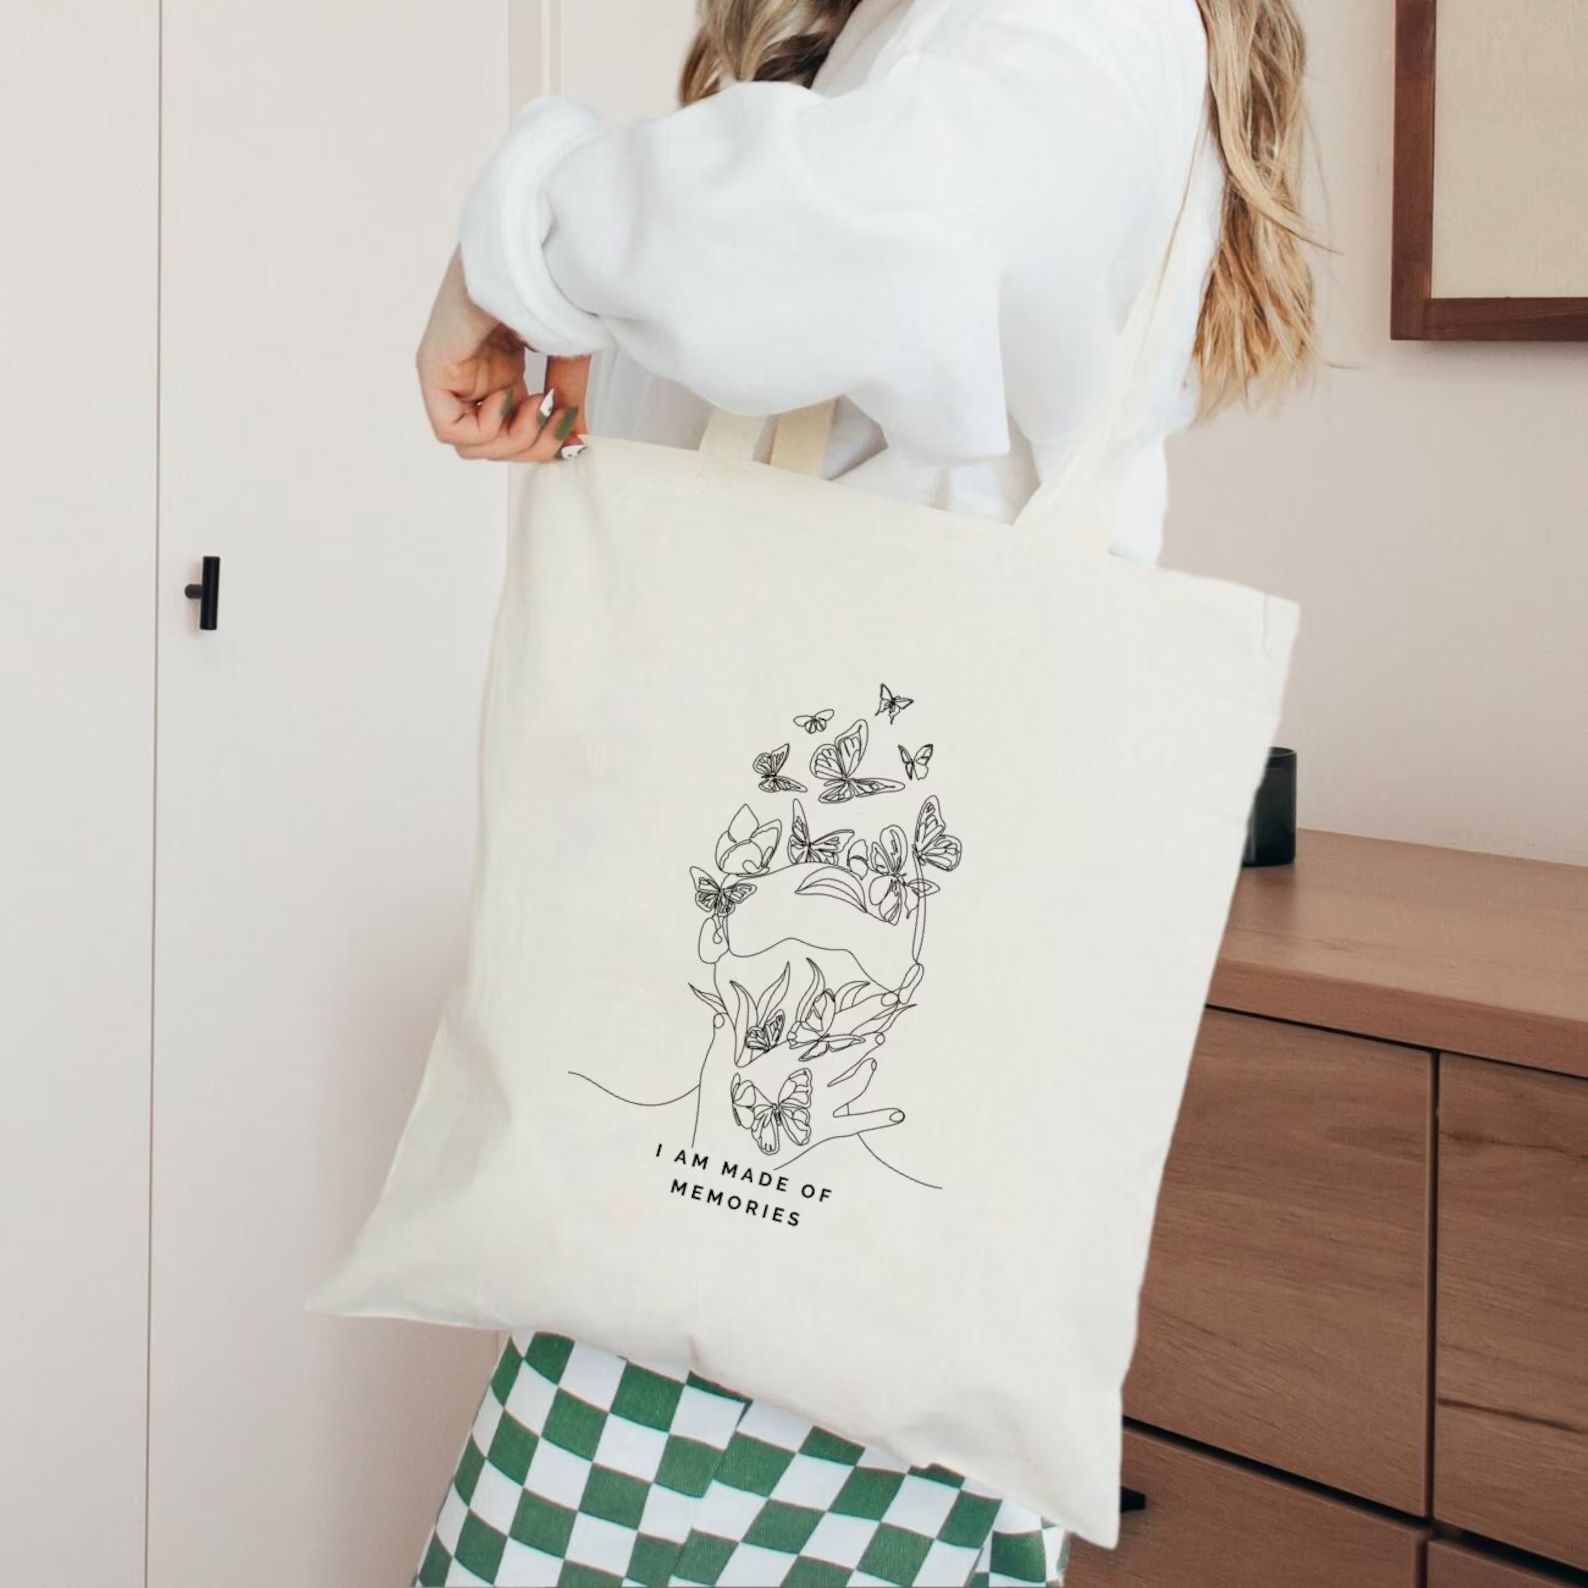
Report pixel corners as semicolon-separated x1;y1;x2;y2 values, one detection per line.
185;555;221;631
1121;1487;1148;1514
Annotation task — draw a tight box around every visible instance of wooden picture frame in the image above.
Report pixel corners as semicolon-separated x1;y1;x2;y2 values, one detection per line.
1392;0;1588;340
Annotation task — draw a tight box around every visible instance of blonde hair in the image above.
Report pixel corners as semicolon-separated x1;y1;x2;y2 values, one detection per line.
679;0;1316;415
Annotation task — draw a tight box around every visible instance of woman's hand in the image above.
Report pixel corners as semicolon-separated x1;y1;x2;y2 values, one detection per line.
416;248;589;462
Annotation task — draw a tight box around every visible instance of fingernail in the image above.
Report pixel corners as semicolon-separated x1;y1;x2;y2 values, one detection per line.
558;442;588;460
536;389;557;423
554;405;580;441
890;1110;905;1124
502;389;518;423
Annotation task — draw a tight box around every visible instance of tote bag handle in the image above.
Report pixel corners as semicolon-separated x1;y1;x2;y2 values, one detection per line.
696;389;1119;556
1010;124;1214;552
698;403;834;477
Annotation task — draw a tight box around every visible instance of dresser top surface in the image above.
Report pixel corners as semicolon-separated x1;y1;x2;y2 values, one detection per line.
1212;829;1588;1078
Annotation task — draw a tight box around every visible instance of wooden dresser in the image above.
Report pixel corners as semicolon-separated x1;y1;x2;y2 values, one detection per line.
1069;830;1588;1588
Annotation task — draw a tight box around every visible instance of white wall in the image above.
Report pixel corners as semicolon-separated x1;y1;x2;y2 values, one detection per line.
511;0;697;117
1165;0;1588;865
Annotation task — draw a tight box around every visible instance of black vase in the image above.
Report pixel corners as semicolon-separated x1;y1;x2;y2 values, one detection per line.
1243;747;1297;868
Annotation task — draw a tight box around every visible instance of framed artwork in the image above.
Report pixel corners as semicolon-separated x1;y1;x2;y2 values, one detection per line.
1393;0;1588;340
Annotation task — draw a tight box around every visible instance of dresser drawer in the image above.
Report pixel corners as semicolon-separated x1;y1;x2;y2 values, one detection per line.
1124;1011;1433;1511
1436;1056;1588;1570
1427;1539;1581;1588
1066;1428;1427;1587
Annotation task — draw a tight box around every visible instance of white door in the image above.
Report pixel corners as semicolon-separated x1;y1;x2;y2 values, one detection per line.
0;5;158;1583
149;4;510;1583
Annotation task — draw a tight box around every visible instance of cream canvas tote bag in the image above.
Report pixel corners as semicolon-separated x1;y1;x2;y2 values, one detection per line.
315;134;1298;1546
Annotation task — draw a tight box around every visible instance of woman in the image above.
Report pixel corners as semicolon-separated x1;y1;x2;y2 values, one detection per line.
412;0;1313;1582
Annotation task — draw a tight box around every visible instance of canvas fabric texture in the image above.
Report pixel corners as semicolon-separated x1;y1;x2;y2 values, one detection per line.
315;129;1298;1548
416;1334;1067;1588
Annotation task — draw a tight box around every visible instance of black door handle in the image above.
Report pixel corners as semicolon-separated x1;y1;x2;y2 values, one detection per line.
185;556;221;631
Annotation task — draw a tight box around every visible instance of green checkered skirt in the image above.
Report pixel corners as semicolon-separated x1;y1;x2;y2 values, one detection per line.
417;1334;1068;1587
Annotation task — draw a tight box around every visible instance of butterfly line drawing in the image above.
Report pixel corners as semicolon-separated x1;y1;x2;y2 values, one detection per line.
743;1009;785;1058
913;794;963;874
787;799;853;867
731;1068;813;1157
690;867;756;929
876;683;914;725
752;743;806;794
811;718;905;805
899;743;933;782
867;825;937;923
793;709;835;735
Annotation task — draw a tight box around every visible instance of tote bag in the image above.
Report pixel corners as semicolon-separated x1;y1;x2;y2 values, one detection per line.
314;135;1298;1547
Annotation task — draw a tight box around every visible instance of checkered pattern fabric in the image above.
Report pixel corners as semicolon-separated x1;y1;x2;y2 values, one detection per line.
416;1334;1068;1588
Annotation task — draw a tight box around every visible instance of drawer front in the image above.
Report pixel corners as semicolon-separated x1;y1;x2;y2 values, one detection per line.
1436;1056;1588;1570
1125;1011;1433;1510
1066;1428;1427;1587
1427;1539;1579;1588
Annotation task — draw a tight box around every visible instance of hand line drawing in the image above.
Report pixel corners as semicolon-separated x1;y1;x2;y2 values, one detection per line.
569;1073;700;1109
860;1136;944;1191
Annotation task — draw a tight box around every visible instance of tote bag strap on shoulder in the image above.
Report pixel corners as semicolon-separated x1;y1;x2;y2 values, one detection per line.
1011;121;1217;553
695;114;1216;557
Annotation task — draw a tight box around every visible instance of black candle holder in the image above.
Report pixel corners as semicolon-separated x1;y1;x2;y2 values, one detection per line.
1243;747;1297;868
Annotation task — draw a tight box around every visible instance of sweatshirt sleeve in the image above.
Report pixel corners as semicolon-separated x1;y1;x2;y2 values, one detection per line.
458;0;1195;462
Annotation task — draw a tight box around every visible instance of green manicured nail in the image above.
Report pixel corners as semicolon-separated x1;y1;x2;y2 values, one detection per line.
502;389;517;423
554;405;580;441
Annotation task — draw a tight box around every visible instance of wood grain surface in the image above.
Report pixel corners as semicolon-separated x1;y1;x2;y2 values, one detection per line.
1392;0;1438;337
1212;830;1588;1079
1435;1056;1588;1570
1125;1011;1433;1511
1066;1429;1428;1587
1427;1539;1585;1588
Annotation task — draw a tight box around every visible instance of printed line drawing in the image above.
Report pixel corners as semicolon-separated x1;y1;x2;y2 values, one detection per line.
876;683;914;724
573;685;962;1191
689;867;757;947
753;742;806;794
731;1067;813;1157
811;717;905;804
913;795;963;873
787;800;852;868
793;709;835;735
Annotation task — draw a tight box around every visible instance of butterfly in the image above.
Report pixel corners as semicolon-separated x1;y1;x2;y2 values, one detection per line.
810;718;904;805
787;988;864;1061
912;795;963;873
876;683;915;725
787;798;854;867
752;742;806;794
690;867;757;922
732;1067;813;1157
793;709;835;735
744;1010;785;1058
899;743;934;782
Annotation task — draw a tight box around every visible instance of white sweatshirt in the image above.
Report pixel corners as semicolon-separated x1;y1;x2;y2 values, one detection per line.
459;0;1219;562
